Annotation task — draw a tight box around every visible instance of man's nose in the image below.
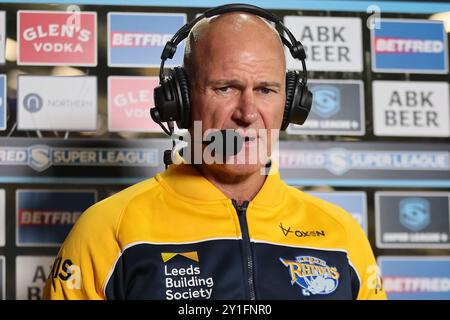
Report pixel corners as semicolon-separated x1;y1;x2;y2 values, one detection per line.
231;88;258;125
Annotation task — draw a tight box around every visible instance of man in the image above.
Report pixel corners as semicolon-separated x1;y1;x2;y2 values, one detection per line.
44;12;385;300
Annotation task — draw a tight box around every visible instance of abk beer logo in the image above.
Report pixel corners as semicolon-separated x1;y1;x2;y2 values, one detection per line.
0;74;5;130
373;81;450;137
284;16;363;72
371;19;448;74
288;80;365;136
379;256;450;300
17;11;97;66
0;189;4;247
307;191;368;235
375;192;450;249
16;256;54;300
108;76;162;132
108;12;186;67
0;256;4;300
16;189;97;246
0;11;5;64
18;76;97;131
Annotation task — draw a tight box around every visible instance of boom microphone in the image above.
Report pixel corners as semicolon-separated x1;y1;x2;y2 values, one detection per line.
203;129;244;159
163;129;244;167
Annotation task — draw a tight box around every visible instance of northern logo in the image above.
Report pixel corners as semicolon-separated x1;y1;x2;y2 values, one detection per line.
280;256;340;296
23;93;44;113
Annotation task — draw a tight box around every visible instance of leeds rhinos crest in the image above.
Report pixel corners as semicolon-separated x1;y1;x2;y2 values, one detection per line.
280;256;340;296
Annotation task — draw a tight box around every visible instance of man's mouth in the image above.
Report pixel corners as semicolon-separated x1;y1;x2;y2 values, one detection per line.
244;136;257;142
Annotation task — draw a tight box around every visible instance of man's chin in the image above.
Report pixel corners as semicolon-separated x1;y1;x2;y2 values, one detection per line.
219;161;267;177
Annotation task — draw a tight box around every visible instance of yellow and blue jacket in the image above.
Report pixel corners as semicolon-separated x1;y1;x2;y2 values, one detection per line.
43;163;386;300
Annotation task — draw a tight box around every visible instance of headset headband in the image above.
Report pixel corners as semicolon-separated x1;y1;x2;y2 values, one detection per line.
158;3;308;85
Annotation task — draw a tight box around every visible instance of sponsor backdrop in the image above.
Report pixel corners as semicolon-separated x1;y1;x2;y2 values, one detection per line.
0;0;449;300
0;74;5;130
0;11;5;65
378;256;450;300
17;11;97;66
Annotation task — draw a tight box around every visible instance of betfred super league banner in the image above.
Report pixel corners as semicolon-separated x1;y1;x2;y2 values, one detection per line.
0;138;168;182
108;12;186;67
371;19;448;74
278;140;450;187
17;11;97;66
16;189;97;246
2;139;450;187
379;256;450;300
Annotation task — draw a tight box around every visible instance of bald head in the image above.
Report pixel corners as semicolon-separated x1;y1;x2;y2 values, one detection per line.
183;12;286;84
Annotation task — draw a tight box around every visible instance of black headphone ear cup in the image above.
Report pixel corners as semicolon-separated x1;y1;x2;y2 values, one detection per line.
173;67;191;129
282;71;299;131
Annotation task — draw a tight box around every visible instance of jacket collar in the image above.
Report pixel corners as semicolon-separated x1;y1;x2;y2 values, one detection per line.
156;162;286;207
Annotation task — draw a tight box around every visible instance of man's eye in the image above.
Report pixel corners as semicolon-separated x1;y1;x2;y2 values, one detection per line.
259;87;273;94
216;86;231;93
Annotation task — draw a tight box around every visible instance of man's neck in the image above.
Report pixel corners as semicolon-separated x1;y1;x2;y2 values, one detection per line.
193;164;267;206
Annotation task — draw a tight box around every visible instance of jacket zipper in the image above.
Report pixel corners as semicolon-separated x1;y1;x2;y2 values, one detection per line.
232;199;256;300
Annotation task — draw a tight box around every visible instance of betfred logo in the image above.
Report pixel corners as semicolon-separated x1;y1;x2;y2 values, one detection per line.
17;11;97;66
108;76;162;132
379;256;450;300
16;190;97;246
108;13;186;67
371;19;448;74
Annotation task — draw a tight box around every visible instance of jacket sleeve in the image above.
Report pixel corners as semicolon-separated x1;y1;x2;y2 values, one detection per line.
43;202;123;300
346;215;387;300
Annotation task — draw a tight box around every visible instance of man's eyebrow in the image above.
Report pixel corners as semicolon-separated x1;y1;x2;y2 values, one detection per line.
257;81;282;88
207;79;282;88
207;79;242;86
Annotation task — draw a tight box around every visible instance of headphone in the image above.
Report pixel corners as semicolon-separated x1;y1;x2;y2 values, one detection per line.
151;3;313;134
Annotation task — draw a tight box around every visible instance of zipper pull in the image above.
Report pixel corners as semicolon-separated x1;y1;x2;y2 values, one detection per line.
231;199;249;216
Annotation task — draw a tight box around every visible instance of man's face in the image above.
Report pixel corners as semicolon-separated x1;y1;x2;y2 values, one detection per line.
189;16;286;176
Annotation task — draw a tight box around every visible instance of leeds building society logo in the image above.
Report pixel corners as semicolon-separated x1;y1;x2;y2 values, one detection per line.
279;256;340;296
161;251;214;300
399;198;431;232
311;85;341;118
